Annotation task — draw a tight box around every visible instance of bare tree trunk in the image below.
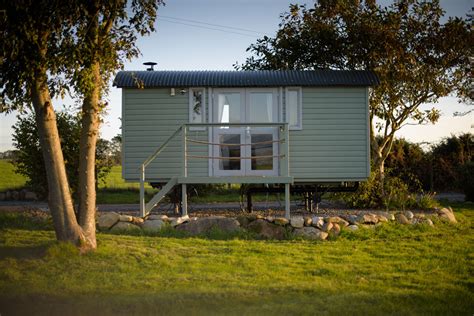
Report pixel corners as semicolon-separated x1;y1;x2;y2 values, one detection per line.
77;62;100;250
30;72;85;245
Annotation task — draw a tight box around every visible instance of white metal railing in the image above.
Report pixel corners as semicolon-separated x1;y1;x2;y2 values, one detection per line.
139;123;290;216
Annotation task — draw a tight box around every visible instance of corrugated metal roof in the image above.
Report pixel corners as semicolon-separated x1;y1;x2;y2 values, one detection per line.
113;70;379;88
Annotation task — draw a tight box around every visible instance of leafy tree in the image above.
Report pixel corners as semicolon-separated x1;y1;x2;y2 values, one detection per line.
1;0;162;251
12;111;112;200
238;0;472;187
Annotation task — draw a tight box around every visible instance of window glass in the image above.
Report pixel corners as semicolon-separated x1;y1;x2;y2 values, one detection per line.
287;89;302;130
249;92;273;123
218;93;241;123
191;89;203;123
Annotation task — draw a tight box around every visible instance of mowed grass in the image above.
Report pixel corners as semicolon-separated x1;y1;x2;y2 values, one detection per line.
0;160;27;191
0;203;473;315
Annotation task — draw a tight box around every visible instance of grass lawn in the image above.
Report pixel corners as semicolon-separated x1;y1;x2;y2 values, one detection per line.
0;203;472;315
0;160;27;191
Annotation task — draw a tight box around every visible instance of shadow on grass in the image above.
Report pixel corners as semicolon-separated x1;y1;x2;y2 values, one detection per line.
0;244;50;260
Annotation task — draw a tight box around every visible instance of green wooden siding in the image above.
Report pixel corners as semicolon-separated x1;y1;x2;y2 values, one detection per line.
289;87;369;181
122;87;369;183
122;88;208;182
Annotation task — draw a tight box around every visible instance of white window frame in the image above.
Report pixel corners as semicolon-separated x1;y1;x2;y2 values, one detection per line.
189;87;206;130
285;87;303;130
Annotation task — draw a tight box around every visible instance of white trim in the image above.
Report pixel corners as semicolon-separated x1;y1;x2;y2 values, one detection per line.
279;87;284;123
189;87;206;131
208;87;213;177
285;87;303;130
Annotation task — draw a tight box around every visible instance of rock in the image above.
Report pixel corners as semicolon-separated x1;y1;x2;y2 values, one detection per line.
236;215;250;227
357;214;378;225
131;217;144;225
326;216;349;227
379;212;395;221
176;216;240;236
170;215;190;227
425;218;434;227
414;213;426;219
345;215;359;225
274;217;289;226
321;222;333;232
347;225;359;231
110;222;141;233
256;214;265;220
329;223;341;237
148;214;169;222
293;227;328;240
437;208;457;223
266;216;275;223
311;216;325;229
395;213;410;225
119;215;133;222
97;212;120;230
142;219;165;232
247;219;286;240
290;216;305;228
404;211;414;220
304;216;312;226
376;215;388;223
24;191;37;200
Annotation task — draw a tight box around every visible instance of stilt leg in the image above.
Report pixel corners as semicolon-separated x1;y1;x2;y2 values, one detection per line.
285;184;290;219
181;183;187;216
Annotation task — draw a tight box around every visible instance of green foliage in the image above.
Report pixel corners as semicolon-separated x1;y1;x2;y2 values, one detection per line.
12;111;112;199
459;162;474;201
0;205;472;314
343;168;438;210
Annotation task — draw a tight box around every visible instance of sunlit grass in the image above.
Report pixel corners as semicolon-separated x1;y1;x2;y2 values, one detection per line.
0;203;472;314
0;160;27;191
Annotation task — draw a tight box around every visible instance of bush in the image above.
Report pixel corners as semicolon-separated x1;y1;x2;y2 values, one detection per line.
459;162;474;201
12;111;112;199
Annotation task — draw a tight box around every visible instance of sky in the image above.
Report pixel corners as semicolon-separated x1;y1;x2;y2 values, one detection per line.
0;0;472;151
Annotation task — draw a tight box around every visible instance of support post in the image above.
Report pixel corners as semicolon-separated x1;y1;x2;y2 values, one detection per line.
139;164;145;217
247;190;253;213
181;183;187;216
285;183;290;219
182;125;187;177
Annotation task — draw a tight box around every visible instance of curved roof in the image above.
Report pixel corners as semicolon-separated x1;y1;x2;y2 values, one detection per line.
113;70;379;88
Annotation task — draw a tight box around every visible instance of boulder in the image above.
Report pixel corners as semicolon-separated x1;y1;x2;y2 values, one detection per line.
274;217;289;226
379;212;395;221
24;191;38;200
148;214;169;222
97;212;120;230
345;214;359;225
266;216;275;223
375;215;388;223
176;216;240;236
247;219;286;240
395;213;410;225
110;221;141;233
326;216;349;227
119;215;133;222
404;211;414;220
321;222;334;233
142;219;165;232
290;216;305;228
170;215;190;227
357;214;378;225
236;215;250;227
425;218;434;227
329;223;341;237
293;227;328;240
256;214;265;220
304;216;313;226
437;208;457;223
311;216;325;229
347;225;359;231
131;217;144;225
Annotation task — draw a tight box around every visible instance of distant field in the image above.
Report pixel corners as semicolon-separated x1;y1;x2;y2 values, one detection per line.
0;160;27;191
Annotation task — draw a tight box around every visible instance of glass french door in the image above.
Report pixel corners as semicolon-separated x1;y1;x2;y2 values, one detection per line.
212;88;279;176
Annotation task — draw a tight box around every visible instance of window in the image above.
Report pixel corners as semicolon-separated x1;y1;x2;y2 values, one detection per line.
286;87;302;130
189;88;206;130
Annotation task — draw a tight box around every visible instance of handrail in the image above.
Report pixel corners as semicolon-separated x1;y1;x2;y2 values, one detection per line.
142;125;183;169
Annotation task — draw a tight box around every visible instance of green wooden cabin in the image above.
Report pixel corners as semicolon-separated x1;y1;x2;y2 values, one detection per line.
113;70;379;217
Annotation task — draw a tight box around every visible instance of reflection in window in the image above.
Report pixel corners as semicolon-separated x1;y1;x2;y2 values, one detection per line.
219;134;241;170
287;88;302;130
249;93;273;123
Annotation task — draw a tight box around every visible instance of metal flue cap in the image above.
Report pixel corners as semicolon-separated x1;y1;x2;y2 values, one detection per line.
143;62;157;71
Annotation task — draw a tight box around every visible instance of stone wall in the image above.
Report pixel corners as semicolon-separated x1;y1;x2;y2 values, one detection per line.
97;207;457;240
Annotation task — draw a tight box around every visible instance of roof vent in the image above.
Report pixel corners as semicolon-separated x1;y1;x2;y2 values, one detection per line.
143;62;157;71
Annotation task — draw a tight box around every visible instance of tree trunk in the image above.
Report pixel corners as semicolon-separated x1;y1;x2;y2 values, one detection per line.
77;62;101;250
30;72;86;245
